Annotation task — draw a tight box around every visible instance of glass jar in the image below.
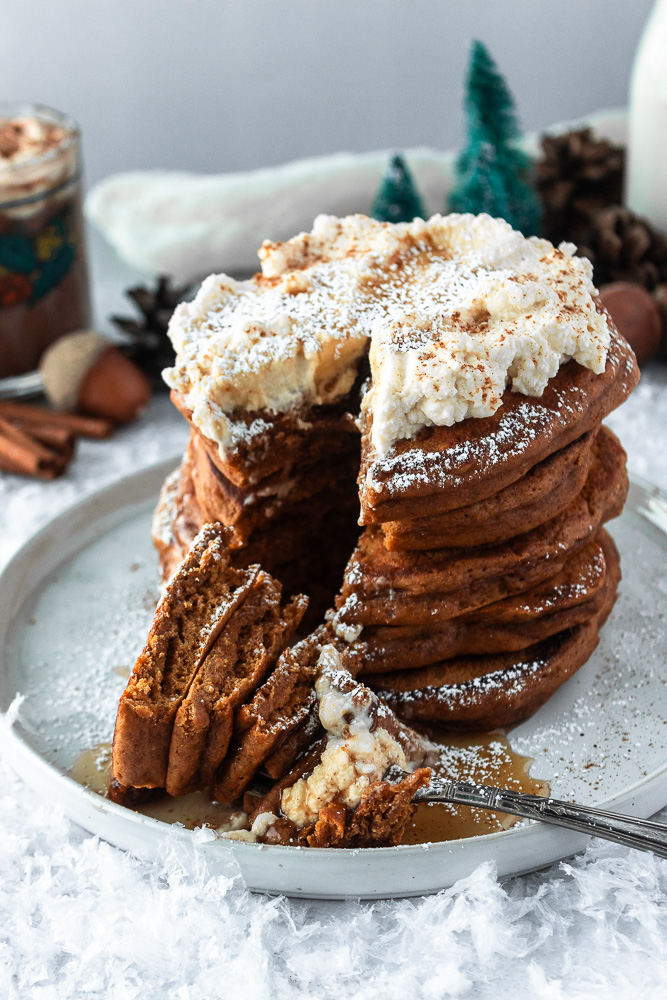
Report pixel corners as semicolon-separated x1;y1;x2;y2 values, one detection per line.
0;103;91;377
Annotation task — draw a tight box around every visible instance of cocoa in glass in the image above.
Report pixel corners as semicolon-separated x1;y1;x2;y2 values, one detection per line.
0;103;91;378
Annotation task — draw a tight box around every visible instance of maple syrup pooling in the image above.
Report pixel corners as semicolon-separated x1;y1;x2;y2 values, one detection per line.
70;731;548;844
69;743;247;831
404;730;549;845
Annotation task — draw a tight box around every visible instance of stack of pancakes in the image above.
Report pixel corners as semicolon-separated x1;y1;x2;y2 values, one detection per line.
335;326;637;728
121;213;644;844
153;324;637;737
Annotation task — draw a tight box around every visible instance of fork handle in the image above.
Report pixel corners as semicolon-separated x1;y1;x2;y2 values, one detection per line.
415;781;667;859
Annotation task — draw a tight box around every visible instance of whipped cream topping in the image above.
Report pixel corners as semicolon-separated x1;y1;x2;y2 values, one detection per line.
280;645;431;830
220;811;278;842
0;116;67;166
0;113;78;216
165;213;612;459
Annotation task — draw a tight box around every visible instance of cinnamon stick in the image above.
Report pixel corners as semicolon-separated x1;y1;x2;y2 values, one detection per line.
10;419;76;464
0;455;63;479
0;401;114;439
0;419;66;479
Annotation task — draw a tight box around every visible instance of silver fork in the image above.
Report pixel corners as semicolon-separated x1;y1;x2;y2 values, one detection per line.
386;766;667;859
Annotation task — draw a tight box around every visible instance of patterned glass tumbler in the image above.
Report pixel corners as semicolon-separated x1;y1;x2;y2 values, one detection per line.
0;103;91;378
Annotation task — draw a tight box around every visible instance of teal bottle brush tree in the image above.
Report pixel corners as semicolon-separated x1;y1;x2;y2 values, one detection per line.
371;154;426;223
447;40;541;236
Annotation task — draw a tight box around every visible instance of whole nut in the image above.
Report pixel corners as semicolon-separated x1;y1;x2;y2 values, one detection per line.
598;282;662;365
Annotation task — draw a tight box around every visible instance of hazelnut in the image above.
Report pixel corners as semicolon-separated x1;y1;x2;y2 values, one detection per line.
598;282;662;365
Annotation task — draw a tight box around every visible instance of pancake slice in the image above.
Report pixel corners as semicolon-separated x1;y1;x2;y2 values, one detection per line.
262;705;323;780
165;574;308;797
111;524;259;791
213;628;327;803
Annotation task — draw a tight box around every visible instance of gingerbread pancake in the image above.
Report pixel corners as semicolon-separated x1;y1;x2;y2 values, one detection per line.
370;531;620;729
246;742;430;850
357;531;613;671
381;428;597;551
359;326;638;525
337;427;627;627
171;390;360;490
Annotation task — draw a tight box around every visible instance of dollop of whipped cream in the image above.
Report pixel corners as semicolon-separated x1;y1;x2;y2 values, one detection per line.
165;213;611;459
0;115;77;213
280;644;430;829
0;116;67;166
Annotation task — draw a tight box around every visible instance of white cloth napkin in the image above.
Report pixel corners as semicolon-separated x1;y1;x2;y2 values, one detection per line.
85;110;628;284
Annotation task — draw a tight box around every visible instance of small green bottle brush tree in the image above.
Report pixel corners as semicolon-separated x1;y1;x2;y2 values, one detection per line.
371;154;426;224
447;40;541;236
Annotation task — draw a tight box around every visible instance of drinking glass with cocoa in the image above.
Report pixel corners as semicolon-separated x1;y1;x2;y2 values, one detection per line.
0;103;91;378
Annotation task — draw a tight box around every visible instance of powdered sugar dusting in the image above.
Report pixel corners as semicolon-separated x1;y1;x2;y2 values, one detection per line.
377;649;552;713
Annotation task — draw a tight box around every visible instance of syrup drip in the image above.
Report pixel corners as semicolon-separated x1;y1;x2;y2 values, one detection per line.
403;731;549;845
69;743;246;831
70;731;548;844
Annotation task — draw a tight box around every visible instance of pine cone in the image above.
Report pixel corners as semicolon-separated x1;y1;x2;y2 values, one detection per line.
538;128;625;246
584;206;667;290
112;277;191;391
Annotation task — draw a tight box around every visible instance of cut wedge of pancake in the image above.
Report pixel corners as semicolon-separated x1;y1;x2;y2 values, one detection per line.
112;525;260;791
165;575;307;797
111;523;306;801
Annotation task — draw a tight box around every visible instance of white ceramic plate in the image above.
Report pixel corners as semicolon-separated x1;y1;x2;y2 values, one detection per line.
1;460;666;899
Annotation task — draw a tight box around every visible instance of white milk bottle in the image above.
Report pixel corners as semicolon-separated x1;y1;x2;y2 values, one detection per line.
627;0;667;232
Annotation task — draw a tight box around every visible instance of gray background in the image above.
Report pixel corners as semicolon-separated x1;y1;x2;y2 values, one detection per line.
1;0;654;187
